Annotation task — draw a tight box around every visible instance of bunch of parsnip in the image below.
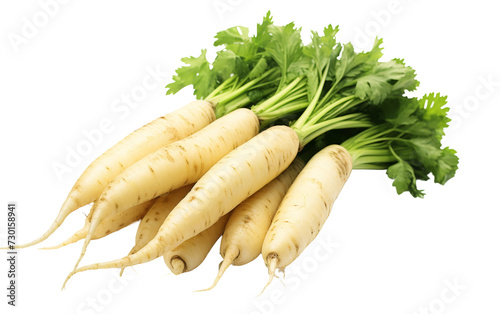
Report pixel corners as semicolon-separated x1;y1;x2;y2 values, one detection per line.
9;12;458;292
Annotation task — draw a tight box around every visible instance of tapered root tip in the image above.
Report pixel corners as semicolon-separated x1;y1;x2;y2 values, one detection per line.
259;255;278;296
71;214;102;274
6;219;64;249
194;261;226;292
41;229;86;250
195;247;238;292
62;255;131;289
170;258;186;275
61;270;76;290
71;238;91;275
40;243;65;250
20;197;79;250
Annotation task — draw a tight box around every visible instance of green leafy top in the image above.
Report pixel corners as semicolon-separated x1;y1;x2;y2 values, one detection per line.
341;93;459;197
284;35;420;148
166;12;309;119
166;12;276;97
166;14;420;143
265;22;305;91
165;12;458;196
166;49;213;99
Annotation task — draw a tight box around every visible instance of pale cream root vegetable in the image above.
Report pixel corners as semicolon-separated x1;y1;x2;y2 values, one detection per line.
200;158;305;291
164;213;231;275
261;145;352;291
68;108;259;276
15;100;215;249
64;125;297;286
119;185;193;276
42;199;156;250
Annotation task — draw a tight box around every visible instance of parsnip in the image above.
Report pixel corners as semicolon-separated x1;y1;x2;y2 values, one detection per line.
261;145;352;290
200;158;304;290
16;100;215;248
42;199;155;250
69;108;259;274
56;14;457;292
63;125;297;286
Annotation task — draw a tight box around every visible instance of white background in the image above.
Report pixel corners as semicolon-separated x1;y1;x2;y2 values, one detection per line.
1;1;499;313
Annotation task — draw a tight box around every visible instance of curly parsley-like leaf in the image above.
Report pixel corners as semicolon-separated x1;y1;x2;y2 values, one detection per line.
214;26;250;46
334;38;383;83
390;58;419;96
418;93;450;140
253;11;273;47
265;22;303;90
387;158;425;198
166;49;214;98
212;50;236;82
248;56;268;79
355;59;411;104
303;25;340;101
432;147;459;184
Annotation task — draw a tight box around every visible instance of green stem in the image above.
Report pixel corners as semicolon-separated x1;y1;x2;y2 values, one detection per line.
346;136;400;152
263;91;307;113
302;95;357;128
319;98;366;123
215;94;251;117
316;79;340;108
341;126;397;151
253;76;305;112
352;164;391;170
257;100;309;120
293;64;331;129
205;76;237;100
207;69;276;106
354;155;397;165
294;113;373;148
